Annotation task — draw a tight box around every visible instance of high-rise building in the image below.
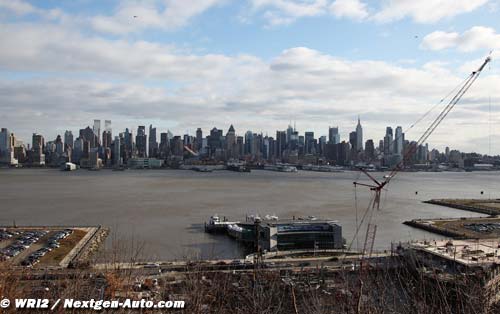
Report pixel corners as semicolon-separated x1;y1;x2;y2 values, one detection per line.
244;131;253;156
159;132;170;158
319;136;327;156
286;124;294;144
384;127;393;155
196;128;203;151
136;126;147;158
93;120;101;145
148;124;158;158
275;131;286;159
105;120;112;132
208;127;223;156
171;136;183;156
113;136;121;166
102;130;112;148
64;130;73;152
226;125;236;159
0;128;13;156
365;139;375;160
123;128;133;160
394;126;403;156
328;127;340;145
80;126;98;148
349;131;357;156
72;137;84;163
0;128;16;165
356;117;363;152
55;135;64;155
304;131;315;155
31;133;45;165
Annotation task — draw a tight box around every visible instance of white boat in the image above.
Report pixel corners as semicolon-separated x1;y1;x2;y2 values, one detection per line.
204;214;239;233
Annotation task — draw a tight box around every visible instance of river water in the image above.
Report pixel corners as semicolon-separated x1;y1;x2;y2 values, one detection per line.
1;168;498;260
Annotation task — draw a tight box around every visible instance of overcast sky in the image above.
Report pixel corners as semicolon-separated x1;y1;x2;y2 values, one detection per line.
1;0;499;154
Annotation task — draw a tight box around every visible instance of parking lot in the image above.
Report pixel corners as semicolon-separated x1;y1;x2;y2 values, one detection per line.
0;227;87;268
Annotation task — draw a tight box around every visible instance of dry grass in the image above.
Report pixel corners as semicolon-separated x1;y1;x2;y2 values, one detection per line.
38;229;87;266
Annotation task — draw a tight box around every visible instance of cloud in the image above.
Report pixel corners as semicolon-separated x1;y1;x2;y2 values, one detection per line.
248;0;330;25
91;0;225;34
1;19;498;153
246;0;368;25
421;26;500;52
0;0;36;16
330;0;368;20
1;3;499;153
372;0;489;23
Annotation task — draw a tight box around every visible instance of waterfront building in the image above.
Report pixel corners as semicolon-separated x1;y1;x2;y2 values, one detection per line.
0;128;17;165
257;219;343;252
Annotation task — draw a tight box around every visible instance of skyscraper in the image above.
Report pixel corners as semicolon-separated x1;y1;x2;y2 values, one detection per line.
304;131;315;154
394;126;403;156
328;127;340;145
148;124;158;158
244;131;253;156
275;131;286;159
226;125;236;159
113;136;121;166
159;132;170;158
55;135;63;155
136;126;147;158
80;126;98;148
31;133;45;165
356;117;363;152
196;128;203;151
0;128;11;155
102;130;112;148
64;130;73;152
365;139;375;160
93;120;101;145
384;127;393;155
105;120;112;132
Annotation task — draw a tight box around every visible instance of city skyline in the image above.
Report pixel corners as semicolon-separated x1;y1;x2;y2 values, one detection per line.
3;114;497;156
1;115;495;172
